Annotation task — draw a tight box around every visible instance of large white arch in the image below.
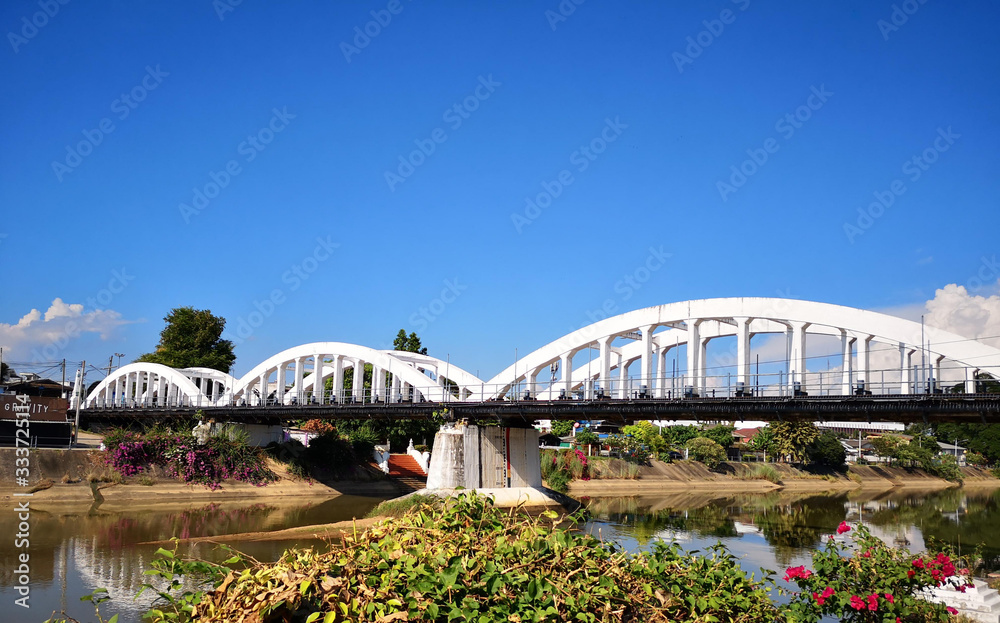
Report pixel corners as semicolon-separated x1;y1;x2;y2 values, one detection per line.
229;342;462;405
484;297;1000;400
85;362;208;408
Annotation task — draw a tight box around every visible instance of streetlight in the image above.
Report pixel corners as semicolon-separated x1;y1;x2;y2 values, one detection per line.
115;353;125;370
954;438;968;464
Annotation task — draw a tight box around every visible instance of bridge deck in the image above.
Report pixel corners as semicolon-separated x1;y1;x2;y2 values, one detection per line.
78;394;1000;425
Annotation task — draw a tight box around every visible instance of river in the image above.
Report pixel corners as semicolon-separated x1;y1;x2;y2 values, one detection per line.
1;486;997;622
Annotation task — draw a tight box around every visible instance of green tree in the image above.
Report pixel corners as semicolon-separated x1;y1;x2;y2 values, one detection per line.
748;427;775;457
136;307;235;372
686;437;726;469
550;420;574;437
769;421;821;463
931;422;1000;465
870;434;904;465
808;430;847;467
701;424;736;449
393;329;427;355
575;429;599;447
664;425;700;447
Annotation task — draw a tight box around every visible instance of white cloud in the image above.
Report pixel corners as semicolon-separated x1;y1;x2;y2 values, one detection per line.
923;282;1000;349
0;298;134;361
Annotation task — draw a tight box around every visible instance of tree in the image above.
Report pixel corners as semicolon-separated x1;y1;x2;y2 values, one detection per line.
664;425;700;447
575;429;599;448
394;329;427;355
769;421;821;463
808;431;847;467
701;424;736;449
137;307;235;372
949;371;1000;394
748;427;775;457
550;420;574;437
870;435;904;465
931;423;1000;465
687;437;726;469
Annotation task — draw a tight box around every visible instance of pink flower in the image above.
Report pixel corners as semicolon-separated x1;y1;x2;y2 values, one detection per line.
884;593;894;604
837;521;851;534
947;606;958;615
849;595;866;611
784;566;813;582
867;594;879;611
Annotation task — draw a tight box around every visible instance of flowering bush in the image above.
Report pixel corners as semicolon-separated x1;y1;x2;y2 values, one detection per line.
782;521;973;622
103;427;277;489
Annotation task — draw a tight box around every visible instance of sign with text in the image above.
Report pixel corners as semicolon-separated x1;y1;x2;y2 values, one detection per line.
0;395;68;421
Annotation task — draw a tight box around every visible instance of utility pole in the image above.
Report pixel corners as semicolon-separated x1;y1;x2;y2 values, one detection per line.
61;359;66;400
104;356;114;377
72;360;85;449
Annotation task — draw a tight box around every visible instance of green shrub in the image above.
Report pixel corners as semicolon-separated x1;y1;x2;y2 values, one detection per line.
686;437;726;469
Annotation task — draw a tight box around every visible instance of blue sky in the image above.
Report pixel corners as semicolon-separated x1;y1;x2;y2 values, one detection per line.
1;0;998;380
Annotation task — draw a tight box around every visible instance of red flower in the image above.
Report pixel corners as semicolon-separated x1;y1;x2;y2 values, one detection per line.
784;566;813;582
884;593;894;604
822;587;834;599
849;595;866;610
947;606;958;615
837;521;851;534
912;558;925;569
867;594;879;611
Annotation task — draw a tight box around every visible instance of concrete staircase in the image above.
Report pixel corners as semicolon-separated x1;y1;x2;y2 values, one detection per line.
387;454;427;493
923;579;1000;623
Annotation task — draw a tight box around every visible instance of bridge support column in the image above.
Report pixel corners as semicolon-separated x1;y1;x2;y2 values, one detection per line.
598;336;613;397
258;373;267;405
841;332;855;396
426;422;541;490
352;360;365;402
618;355;628;398
640;324;654;394
966;367;978;394
859;336;872;389
736;317;751;389
686;319;701;395
699;337;709;395
900;345;913;394
392;372;401;403
788;321;809;391
313;355;324;404
294;357;305;404
333;356;344;403
525;367;539;399
373;365;384;402
561;352;573;398
276;363;287;404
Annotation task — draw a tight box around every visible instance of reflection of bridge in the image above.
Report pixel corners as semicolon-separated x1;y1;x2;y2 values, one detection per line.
80;298;1000;422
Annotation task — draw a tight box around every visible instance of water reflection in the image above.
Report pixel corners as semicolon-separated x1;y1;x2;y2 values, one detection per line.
581;487;1000;571
0;495;385;622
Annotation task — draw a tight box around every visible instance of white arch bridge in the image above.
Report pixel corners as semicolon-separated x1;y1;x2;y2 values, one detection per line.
82;298;1000;421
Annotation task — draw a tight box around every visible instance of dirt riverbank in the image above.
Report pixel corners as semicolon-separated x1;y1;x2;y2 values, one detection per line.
566;461;999;496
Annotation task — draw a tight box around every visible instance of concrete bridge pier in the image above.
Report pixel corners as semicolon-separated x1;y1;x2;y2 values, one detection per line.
426;422;541;489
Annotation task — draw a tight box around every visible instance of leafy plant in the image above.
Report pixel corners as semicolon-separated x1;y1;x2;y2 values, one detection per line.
783;521;972;622
687;436;726;469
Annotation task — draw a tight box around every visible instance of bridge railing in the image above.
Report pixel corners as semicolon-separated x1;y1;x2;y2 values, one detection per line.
83;365;994;409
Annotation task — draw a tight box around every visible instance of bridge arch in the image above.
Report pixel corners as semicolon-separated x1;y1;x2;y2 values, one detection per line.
84;362;208;407
484;297;1000;400
229;342;467;405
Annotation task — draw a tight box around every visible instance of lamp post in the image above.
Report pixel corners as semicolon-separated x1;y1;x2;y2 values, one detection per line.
115;353;124;370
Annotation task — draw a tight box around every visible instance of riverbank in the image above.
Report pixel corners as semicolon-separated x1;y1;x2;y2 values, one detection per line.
3;448;996;510
566;460;1000;496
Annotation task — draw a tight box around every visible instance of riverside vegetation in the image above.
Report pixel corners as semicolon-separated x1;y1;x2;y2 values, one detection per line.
47;493;978;623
